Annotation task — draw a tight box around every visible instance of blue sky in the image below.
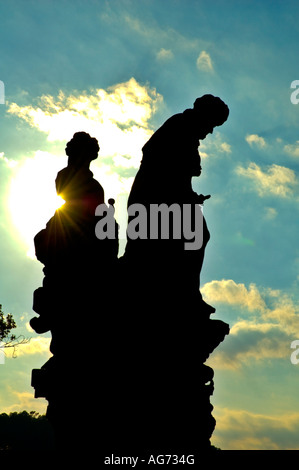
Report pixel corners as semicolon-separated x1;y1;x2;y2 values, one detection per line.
1;0;299;450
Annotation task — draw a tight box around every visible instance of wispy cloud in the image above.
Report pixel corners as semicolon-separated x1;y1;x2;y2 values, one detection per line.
246;134;266;148
236;162;298;197
7;78;162;170
202;279;266;312
156;48;174;61
121;13;199;50
4;336;51;358
0;152;18;169
219;142;231;153
264;207;278;220
214;407;299;450
202;279;299;369
1;389;47;415
283;140;299;158
199;131;231;158
196;50;213;72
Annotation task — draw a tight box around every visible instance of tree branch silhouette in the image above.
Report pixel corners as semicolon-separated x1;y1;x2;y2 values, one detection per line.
0;304;30;357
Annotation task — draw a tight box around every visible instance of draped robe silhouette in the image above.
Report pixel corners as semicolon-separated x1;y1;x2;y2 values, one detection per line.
107;95;230;452
31;132;118;450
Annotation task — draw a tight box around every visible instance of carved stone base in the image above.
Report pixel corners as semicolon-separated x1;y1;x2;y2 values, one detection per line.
32;317;229;453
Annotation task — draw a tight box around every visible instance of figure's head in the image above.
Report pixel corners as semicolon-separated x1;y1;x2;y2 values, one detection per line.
193;94;229;139
65;132;100;166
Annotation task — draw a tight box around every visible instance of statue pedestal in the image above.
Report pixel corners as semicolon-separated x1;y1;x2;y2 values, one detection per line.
31;315;229;453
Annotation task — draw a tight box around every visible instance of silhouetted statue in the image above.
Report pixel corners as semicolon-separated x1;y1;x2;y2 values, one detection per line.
31;132;118;451
111;94;230;454
124;94;229;315
31;98;230;457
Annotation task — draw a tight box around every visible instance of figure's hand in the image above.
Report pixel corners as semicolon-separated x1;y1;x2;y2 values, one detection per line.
197;194;211;204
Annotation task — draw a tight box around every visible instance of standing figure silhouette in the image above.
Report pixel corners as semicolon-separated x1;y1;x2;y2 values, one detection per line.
113;94;230;454
31;132;118;451
124;94;229;313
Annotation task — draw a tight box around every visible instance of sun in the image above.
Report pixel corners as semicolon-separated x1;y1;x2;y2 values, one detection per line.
8;151;66;257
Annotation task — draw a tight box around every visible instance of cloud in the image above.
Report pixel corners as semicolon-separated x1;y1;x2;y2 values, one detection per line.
156;48;174;61
199;131;231;158
120;13;199;51
227;321;290;365
202;279;299;369
235;162;297;197
0;152;18;169
219;142;231;153
7;78;163;255
196;50;213;72
213;407;299;450
1;389;47;415
246;134;266;148
264;207;278;220
232;231;254;246
202;279;266;312
7;77;162;170
4;336;51;358
283;140;299;158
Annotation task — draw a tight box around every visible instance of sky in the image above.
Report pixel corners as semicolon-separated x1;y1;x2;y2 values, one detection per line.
0;0;299;450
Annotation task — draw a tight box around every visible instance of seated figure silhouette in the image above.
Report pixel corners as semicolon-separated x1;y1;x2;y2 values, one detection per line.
112;95;230;453
30;132;118;450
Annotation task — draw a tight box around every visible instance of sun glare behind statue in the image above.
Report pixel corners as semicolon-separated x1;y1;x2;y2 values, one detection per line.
8;148;137;259
8;151;66;259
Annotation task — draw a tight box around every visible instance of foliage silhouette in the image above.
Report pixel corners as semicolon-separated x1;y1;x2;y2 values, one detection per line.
0;304;16;342
0;304;29;356
0;411;55;451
